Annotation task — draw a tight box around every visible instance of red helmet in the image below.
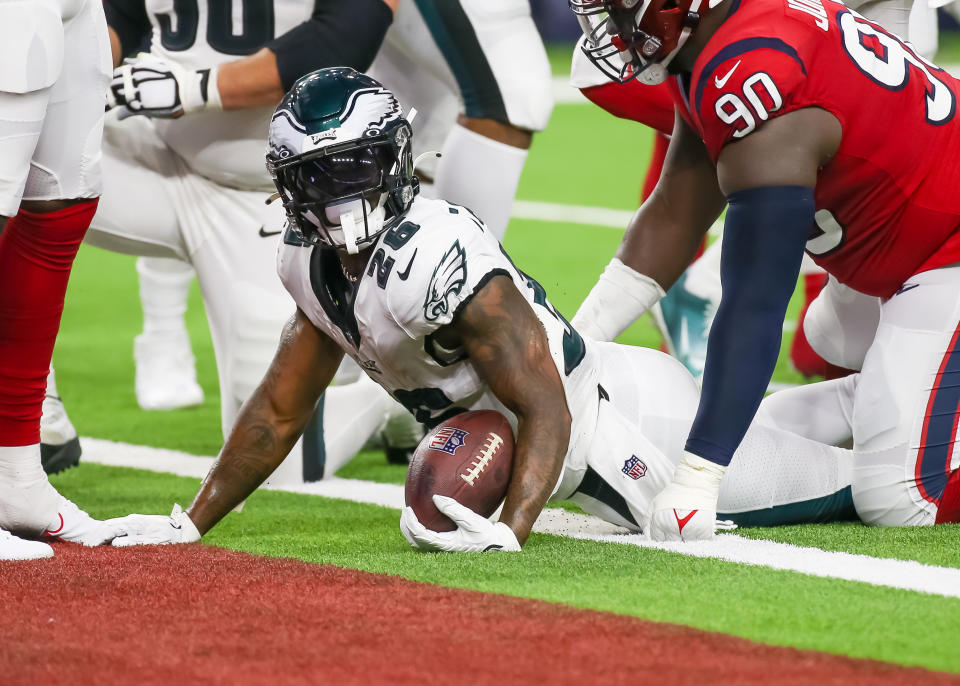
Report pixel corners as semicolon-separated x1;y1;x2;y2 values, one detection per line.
570;0;706;85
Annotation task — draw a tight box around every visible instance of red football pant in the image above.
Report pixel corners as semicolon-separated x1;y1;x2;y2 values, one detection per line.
0;200;97;446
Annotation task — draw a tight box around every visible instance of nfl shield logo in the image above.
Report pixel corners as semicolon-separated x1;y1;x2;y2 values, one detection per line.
429;427;469;455
621;455;647;480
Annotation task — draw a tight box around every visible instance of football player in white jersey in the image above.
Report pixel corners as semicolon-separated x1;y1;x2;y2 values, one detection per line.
0;0;129;560
64;0;406;482
109;70;860;551
76;0;551;421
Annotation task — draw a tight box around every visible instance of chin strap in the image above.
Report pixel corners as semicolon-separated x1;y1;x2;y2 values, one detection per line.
340;207;362;255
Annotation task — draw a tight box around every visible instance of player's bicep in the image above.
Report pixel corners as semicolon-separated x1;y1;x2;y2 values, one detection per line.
717;107;841;194
452;276;566;419
651;111;726;227
260;308;343;425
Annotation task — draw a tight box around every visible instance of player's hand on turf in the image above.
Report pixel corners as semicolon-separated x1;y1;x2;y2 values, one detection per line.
107;53;221;120
648;452;728;542
400;496;521;553
110;504;201;547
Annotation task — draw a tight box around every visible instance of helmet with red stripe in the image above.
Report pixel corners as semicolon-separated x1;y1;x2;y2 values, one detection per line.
570;0;706;85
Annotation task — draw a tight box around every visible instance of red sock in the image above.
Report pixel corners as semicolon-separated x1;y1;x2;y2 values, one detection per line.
0;200;98;446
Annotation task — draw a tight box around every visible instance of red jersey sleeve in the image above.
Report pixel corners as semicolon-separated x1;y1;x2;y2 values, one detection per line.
694;42;809;160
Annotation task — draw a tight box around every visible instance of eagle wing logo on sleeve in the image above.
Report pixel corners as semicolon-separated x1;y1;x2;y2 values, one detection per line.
423;241;467;322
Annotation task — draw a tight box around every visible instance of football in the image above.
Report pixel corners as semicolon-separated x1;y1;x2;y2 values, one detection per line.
404;410;515;532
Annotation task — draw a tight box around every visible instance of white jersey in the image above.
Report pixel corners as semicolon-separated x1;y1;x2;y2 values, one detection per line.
278;196;600;467
140;0;315;190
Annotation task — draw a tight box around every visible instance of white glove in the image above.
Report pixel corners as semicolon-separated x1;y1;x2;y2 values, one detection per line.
648;452;729;542
110;504;202;547
400;495;521;553
107;53;221;119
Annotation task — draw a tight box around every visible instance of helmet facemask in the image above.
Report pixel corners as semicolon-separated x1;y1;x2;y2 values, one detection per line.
571;0;703;85
270;122;416;254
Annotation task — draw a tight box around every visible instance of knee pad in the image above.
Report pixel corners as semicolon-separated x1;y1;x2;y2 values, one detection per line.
804;278;880;370
0;1;63;93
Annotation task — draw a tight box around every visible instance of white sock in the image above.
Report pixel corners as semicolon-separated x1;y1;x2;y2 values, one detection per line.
321;377;395;476
434;124;528;241
46;365;58;397
0;444;60;535
137;256;195;337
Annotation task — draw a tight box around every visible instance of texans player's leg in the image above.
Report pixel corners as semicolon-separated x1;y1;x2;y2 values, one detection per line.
0;0;116;545
754;374;857;447
803;275;882;372
407;0;552;240
849;266;960;526
133;256;204;411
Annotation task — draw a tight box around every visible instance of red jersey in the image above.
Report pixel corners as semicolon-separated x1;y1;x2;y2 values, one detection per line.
669;0;960;297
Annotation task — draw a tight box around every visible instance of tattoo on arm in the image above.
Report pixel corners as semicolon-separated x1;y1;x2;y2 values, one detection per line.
455;276;571;545
188;309;342;533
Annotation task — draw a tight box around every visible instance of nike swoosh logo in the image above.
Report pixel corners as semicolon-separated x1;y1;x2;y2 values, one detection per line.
895;283;919;296
674;509;698;534
397;249;417;281
714;60;741;89
44;513;65;537
258;226;282;238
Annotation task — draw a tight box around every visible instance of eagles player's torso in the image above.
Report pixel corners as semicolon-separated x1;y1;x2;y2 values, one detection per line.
671;0;960;297
278;196;598;459
142;0;315;190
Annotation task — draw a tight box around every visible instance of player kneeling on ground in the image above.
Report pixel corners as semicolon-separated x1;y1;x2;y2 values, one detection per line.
110;69;861;551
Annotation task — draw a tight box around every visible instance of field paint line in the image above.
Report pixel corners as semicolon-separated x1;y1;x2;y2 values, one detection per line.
512;200;635;229
82;437;960;600
552;76;590;105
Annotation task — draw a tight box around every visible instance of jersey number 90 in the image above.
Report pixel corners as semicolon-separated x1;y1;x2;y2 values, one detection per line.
838;10;955;125
714;72;783;139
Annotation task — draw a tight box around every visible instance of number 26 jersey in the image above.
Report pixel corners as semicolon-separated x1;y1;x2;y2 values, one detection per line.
670;0;960;298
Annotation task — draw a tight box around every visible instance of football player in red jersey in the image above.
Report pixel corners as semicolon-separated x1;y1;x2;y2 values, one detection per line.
570;0;960;540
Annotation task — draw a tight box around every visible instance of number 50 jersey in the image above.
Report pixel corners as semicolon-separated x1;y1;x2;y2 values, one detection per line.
671;0;960;298
277;196;598;459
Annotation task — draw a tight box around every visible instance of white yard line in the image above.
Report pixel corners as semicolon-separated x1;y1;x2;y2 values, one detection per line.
511;200;635;229
83;437;960;600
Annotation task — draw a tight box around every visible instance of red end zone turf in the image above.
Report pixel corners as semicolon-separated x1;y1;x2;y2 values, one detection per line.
2;544;957;686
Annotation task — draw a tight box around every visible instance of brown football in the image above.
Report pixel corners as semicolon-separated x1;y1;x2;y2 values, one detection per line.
404;410;515;532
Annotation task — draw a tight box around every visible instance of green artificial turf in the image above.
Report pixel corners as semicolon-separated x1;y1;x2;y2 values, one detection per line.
47;53;954;674
54;464;960;674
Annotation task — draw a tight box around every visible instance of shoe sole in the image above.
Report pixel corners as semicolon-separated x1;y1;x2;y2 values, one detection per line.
40;436;82;475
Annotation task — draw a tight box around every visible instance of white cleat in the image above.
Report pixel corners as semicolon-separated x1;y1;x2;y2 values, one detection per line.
0;528;54;561
43;495;125;547
40;393;82;475
134;331;205;411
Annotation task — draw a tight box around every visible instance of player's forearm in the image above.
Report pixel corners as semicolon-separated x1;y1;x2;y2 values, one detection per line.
498;407;570;545
108;26;123;68
616;193;715;291
216;49;285;111
187;394;307;534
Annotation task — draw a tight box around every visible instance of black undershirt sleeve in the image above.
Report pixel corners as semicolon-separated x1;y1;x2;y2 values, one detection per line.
268;0;394;91
103;0;152;60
